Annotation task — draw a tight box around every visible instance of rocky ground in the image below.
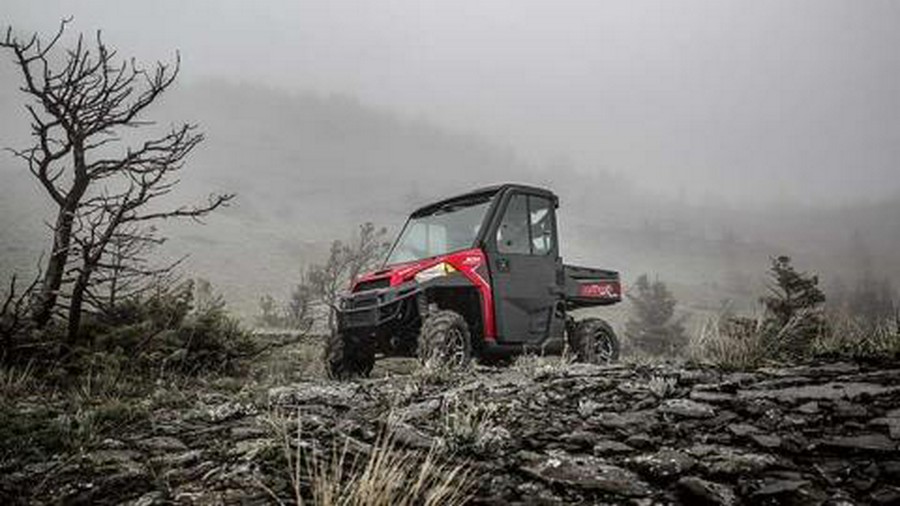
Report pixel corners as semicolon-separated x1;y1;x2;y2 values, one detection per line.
4;358;900;504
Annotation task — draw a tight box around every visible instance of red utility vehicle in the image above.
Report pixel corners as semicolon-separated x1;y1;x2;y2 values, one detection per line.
327;184;622;378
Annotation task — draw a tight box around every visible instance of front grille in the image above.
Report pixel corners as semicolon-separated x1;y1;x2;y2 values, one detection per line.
348;293;379;310
354;277;390;292
345;309;377;327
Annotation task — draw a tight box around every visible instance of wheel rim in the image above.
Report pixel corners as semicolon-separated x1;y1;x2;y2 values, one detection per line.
445;327;467;367
593;332;614;363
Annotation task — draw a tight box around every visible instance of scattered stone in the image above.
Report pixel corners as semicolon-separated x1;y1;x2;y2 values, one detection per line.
738;382;900;403
268;381;362;407
561;429;599;450
391;422;435;450
833;400;869;419
749;478;827;505
128;491;166;506
520;451;651;497
593;440;634;456
578;399;603;417
821;434;897;453
880;461;900;481
625;433;657;449
230;424;267;440
630;449;697;480
207;401;256;422
229;438;274;460
749;434;782;449
659;399;716;419
394;398;441;422
870;409;900;440
727;423;761;437
688;445;777;476
595;410;658;431
690;390;735;404
475;426;511;454
677;476;737;506
137;436;188;453
871;486;900;506
797;401;820;414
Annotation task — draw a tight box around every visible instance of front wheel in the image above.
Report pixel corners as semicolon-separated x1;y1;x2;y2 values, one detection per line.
418;309;472;369
568;318;620;364
325;329;375;380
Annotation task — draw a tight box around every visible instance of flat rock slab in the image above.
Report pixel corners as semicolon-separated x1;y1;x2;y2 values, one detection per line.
687;445;777;476
593;440;634;456
268;382;363;407
594;410;658;431
690;390;736;404
629;449;697;480
137;436;188;453
520;452;651;497
727;423;762;437
738;382;900;403
659;399;716;419
749;478;827;504
677;476;738;506
821;434;897;453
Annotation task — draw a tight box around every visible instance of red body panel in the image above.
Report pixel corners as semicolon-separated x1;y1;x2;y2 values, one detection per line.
352;248;496;340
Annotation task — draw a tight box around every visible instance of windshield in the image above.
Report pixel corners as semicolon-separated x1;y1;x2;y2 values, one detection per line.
386;196;494;265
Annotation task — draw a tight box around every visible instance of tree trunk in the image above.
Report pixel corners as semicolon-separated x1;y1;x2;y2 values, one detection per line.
32;204;77;327
33;170;89;328
66;269;91;346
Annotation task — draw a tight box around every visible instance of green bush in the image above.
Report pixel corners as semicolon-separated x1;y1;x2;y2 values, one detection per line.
760;256;826;358
83;279;257;378
625;274;687;356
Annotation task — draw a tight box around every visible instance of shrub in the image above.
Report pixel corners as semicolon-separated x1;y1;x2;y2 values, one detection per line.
625;274;687;356
760;256;826;358
85;279;256;378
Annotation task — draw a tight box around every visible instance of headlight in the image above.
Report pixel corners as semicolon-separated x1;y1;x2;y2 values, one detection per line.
414;262;456;283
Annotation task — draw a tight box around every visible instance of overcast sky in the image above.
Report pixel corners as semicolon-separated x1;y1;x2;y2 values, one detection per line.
4;0;899;205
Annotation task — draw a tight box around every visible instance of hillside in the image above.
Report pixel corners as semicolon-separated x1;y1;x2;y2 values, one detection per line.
2;75;898;319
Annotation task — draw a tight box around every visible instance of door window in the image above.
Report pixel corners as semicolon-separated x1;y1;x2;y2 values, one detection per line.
497;194;530;254
529;196;554;255
496;193;555;255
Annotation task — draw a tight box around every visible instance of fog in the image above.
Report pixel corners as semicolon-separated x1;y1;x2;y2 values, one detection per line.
2;1;899;318
6;0;900;203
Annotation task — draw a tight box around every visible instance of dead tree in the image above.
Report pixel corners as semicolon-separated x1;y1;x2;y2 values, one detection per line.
0;274;41;359
1;20;233;343
301;223;389;333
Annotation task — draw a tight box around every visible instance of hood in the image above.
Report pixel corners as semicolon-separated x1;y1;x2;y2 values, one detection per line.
351;248;487;292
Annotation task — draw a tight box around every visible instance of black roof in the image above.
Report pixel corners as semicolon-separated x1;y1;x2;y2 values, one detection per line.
411;183;557;217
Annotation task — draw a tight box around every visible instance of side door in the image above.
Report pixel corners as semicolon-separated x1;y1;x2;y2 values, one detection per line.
486;191;562;344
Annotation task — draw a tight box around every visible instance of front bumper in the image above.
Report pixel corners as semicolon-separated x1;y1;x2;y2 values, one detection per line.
336;281;421;330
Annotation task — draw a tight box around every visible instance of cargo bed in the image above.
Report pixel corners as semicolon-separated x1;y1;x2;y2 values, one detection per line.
563;265;622;309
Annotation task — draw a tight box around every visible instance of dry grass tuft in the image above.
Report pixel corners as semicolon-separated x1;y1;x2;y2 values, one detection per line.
689;307;900;369
646;375;677;398
438;394;501;454
511;352;573;377
261;409;476;506
814;313;900;360
0;361;34;399
688;313;770;370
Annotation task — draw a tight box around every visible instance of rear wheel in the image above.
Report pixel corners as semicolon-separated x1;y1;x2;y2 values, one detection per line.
325;329;375;380
569;318;620;364
418;309;472;369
